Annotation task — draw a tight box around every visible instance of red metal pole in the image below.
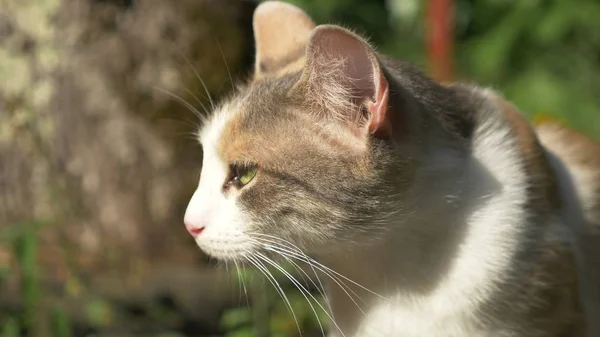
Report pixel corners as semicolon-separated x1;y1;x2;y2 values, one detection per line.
426;0;455;82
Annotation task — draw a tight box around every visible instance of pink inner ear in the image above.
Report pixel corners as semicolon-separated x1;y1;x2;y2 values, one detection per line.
367;70;390;136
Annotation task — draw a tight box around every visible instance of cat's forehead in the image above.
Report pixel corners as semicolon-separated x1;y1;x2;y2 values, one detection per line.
199;75;308;165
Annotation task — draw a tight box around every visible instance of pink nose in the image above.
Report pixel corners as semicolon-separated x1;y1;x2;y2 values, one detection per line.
185;222;205;237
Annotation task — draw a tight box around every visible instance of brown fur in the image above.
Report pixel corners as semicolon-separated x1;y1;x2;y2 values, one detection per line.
536;122;600;224
493;93;560;212
496;94;584;334
536;122;600;336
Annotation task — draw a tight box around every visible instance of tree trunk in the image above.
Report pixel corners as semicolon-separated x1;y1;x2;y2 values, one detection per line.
0;0;255;327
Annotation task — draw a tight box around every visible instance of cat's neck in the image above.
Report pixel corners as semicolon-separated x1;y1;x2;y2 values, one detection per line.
316;87;534;335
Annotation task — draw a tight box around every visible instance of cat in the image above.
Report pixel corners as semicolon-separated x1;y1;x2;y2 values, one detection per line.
183;1;600;336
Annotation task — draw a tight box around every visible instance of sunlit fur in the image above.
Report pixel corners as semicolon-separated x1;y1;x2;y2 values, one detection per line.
184;2;600;336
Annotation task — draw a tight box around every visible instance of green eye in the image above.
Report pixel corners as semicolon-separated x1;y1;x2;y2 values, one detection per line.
238;166;257;185
226;163;258;189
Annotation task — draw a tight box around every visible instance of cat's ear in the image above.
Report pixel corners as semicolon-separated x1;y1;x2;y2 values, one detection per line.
302;25;390;137
253;1;315;77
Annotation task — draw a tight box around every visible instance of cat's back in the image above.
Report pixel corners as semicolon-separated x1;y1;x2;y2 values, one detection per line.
535;122;600;228
535;121;600;262
535;121;600;336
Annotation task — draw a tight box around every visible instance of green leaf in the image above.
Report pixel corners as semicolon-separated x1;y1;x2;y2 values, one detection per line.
13;226;40;332
221;307;253;330
465;6;532;81
50;307;72;337
1;317;19;337
85;299;113;328
224;326;256;337
535;1;573;45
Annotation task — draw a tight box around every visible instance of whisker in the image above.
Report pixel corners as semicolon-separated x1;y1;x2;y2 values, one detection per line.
152;86;207;124
178;51;215;109
247;236;330;307
290;254;334;314
245;253;303;337
280;254;329;306
181;85;210;116
263;244;368;315
154;115;201;137
255;253;327;337
252;233;385;299
256;252;345;337
233;259;249;308
214;36;236;93
247;235;372;318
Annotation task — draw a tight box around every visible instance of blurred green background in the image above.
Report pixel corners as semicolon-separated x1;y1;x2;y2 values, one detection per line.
290;0;600;139
1;0;599;336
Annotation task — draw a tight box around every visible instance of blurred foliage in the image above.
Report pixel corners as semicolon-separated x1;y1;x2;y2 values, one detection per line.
290;0;600;139
220;265;329;337
455;0;600;139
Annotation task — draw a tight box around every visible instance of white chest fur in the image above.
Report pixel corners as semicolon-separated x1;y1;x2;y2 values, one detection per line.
346;301;485;337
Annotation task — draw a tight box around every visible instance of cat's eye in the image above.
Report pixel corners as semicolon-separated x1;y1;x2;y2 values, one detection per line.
225;163;258;189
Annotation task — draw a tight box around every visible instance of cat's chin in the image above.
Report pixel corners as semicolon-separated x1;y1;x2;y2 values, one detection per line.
194;234;259;262
199;248;250;262
198;239;313;267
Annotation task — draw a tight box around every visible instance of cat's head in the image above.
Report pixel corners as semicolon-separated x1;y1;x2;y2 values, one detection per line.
183;1;418;261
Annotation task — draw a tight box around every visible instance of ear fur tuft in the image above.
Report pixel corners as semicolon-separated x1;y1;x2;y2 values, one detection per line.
301;25;390;136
